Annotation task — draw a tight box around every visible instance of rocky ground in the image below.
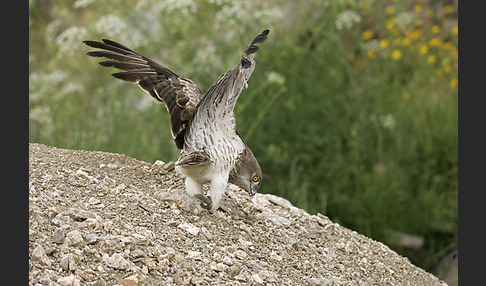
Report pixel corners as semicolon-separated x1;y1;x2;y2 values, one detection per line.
29;143;447;286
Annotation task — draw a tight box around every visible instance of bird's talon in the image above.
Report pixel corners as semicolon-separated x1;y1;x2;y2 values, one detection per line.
195;194;211;210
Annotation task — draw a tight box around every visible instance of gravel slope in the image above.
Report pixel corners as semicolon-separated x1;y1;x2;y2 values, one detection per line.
29;143;447;286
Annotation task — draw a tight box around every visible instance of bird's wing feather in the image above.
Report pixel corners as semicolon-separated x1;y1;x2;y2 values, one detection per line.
176;151;211;167
84;39;202;149
195;30;269;116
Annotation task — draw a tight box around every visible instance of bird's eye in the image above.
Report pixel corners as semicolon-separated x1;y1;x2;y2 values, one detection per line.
252;175;259;182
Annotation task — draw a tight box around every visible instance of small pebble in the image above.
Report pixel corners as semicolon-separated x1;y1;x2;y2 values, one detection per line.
106;253;130;270
31;245;51;267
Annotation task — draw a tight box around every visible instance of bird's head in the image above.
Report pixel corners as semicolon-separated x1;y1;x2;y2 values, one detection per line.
229;146;262;196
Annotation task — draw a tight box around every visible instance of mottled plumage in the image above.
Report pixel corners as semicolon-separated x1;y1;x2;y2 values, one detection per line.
84;30;268;212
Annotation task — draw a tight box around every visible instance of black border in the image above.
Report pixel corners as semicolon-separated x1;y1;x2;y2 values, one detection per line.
457;1;481;285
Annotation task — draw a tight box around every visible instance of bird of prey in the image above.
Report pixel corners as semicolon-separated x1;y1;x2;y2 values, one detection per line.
84;29;269;213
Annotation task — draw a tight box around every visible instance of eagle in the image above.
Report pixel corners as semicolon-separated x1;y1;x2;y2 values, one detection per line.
84;29;269;213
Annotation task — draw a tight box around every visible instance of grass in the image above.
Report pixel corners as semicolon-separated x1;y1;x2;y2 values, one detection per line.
29;0;457;271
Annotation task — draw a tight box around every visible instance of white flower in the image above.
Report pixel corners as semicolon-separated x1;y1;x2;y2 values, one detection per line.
29;105;54;137
335;10;361;31
55;26;88;57
61;82;85;95
364;39;380;51
266;71;285;85
134;95;154;112
193;39;223;74
395;12;416;30
207;0;229;4
29;70;67;102
30;106;51;123
215;1;282;35
141;0;198;16
73;0;95;9
45;19;62;43
94;15;147;48
379;113;396;131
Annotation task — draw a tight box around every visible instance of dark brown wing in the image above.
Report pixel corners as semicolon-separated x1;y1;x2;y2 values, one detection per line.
84;39;202;149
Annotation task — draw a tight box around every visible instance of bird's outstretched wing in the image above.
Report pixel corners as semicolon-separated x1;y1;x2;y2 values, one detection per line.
84;39;202;149
195;29;270;114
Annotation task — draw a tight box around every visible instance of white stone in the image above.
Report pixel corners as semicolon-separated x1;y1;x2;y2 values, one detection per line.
32;245;52;266
88;197;100;205
177;222;200;236
234;249;248;260
251;273;264;284
106;253;130;270
57;274;81;286
187;251;202;260
66;230;84;246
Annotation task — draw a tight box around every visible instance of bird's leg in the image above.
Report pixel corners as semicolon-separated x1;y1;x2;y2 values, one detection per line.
184;177;211;209
209;176;228;213
196;194;212;210
185;177;203;196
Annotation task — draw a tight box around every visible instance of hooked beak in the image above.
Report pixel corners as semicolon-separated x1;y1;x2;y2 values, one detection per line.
248;187;258;196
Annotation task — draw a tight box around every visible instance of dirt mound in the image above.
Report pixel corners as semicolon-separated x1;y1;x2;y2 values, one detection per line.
29;143;446;285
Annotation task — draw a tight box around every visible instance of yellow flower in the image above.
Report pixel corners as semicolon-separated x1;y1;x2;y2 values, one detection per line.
362;30;374;41
426;9;434;18
362;1;370;9
440;41;452;51
451;48;458;61
431;25;441;35
427;55;437;64
410;29;422;41
428;37;441;47
419;44;429;55
367;50;376;59
443;64;452;74
385;6;395;15
391;49;402;61
452;26;458;36
414;5;423;13
449;78;458;88
402;38;411;47
394;28;402;37
444;5;453;15
402;92;411;101
379;39;389;49
386;18;395;32
347;53;355;62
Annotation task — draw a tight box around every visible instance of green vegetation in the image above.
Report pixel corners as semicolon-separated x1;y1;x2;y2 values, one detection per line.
29;0;457;271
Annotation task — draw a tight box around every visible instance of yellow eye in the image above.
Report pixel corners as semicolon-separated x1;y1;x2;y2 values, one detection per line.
252;176;259;182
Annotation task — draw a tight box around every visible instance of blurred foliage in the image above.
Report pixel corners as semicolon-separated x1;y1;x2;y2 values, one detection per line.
29;0;457;271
